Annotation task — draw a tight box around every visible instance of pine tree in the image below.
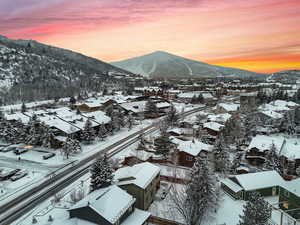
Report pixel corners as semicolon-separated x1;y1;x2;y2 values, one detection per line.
238;192;271;225
183;157;218;225
136;141;148;152
215;149;231;174
154;130;174;157
90;154;114;192
42;127;55;148
81;119;96;144
166;105;179;127
127;113;134;130
265;143;283;174
61;137;82;159
21;102;27;113
145;99;158;116
97;123;107;141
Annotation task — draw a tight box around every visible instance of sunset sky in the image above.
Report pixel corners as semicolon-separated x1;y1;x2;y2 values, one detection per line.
0;0;299;73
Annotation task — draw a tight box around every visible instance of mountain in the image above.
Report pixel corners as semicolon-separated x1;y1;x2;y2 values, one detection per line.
268;70;300;82
111;51;265;79
0;35;131;103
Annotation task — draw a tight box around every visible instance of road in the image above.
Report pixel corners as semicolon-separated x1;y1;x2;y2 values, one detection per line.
0;106;205;225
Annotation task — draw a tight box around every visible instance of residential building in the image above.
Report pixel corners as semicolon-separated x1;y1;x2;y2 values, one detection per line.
221;171;284;200
114;162;160;210
67;185;150;225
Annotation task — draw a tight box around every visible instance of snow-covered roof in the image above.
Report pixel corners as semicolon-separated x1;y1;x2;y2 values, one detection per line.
218;103;240;112
240;92;257;97
115;162;160;189
203;122;224;132
280;138;300;160
156;102;171;108
82;111;111;124
248;135;285;152
5;112;30;124
70;185;135;224
120;101;146;113
233;171;284;191
207;113;231;123
270;100;298;108
202;92;214;99
281;178;300;197
177;91;202;98
121;208;151;225
260;110;283;119
171;137;213;156
221;178;243;193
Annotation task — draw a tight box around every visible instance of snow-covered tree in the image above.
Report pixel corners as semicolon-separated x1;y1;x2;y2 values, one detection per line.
154;130;174;157
61;137;82;159
145;99;158;116
265;143;283;174
21;102;27;113
97;123;107;141
215;148;231;174
42;127;55;148
127;113;134;130
170;157;219;225
81;119;96;144
238;192;271;225
90;154;114;192
195;113;206;125
231;152;243;173
166;105;179;127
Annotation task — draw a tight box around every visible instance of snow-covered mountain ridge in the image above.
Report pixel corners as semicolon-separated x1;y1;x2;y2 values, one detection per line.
111;51;266;79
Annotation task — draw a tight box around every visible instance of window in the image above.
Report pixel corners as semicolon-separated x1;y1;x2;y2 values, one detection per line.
283;202;289;209
284;190;290;197
186;155;193;161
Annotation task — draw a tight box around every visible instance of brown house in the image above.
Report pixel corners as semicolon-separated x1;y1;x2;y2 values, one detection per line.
171;138;214;167
114;162;161;210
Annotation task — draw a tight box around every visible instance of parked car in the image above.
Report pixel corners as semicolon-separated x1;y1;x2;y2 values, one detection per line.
1;146;17;152
43;152;56;160
14;147;29;155
10;169;28;181
0;168;20;180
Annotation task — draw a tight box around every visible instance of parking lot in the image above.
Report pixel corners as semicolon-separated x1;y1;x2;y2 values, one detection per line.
0;144;68;167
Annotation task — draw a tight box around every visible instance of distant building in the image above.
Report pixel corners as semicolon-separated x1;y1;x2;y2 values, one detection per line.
240;92;257;113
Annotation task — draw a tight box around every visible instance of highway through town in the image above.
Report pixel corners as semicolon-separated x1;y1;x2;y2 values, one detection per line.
0;106;205;225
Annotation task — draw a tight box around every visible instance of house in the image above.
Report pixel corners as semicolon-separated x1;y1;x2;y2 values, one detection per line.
279;178;300;219
256;111;283;126
221;170;284;200
279;138;300;170
203;122;224;136
171;137;213;167
114;162;160;210
216;103;240;114
207;113;232;124
120;101;146;117
246;135;285;165
67;185;150;225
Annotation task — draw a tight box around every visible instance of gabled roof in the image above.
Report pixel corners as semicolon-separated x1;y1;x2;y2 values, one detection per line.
281;178;300;197
232;171;284;191
203;122;224;132
171;137;213;156
70;185;135;224
218;103;240;112
248;135;285;152
115;162;160;189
